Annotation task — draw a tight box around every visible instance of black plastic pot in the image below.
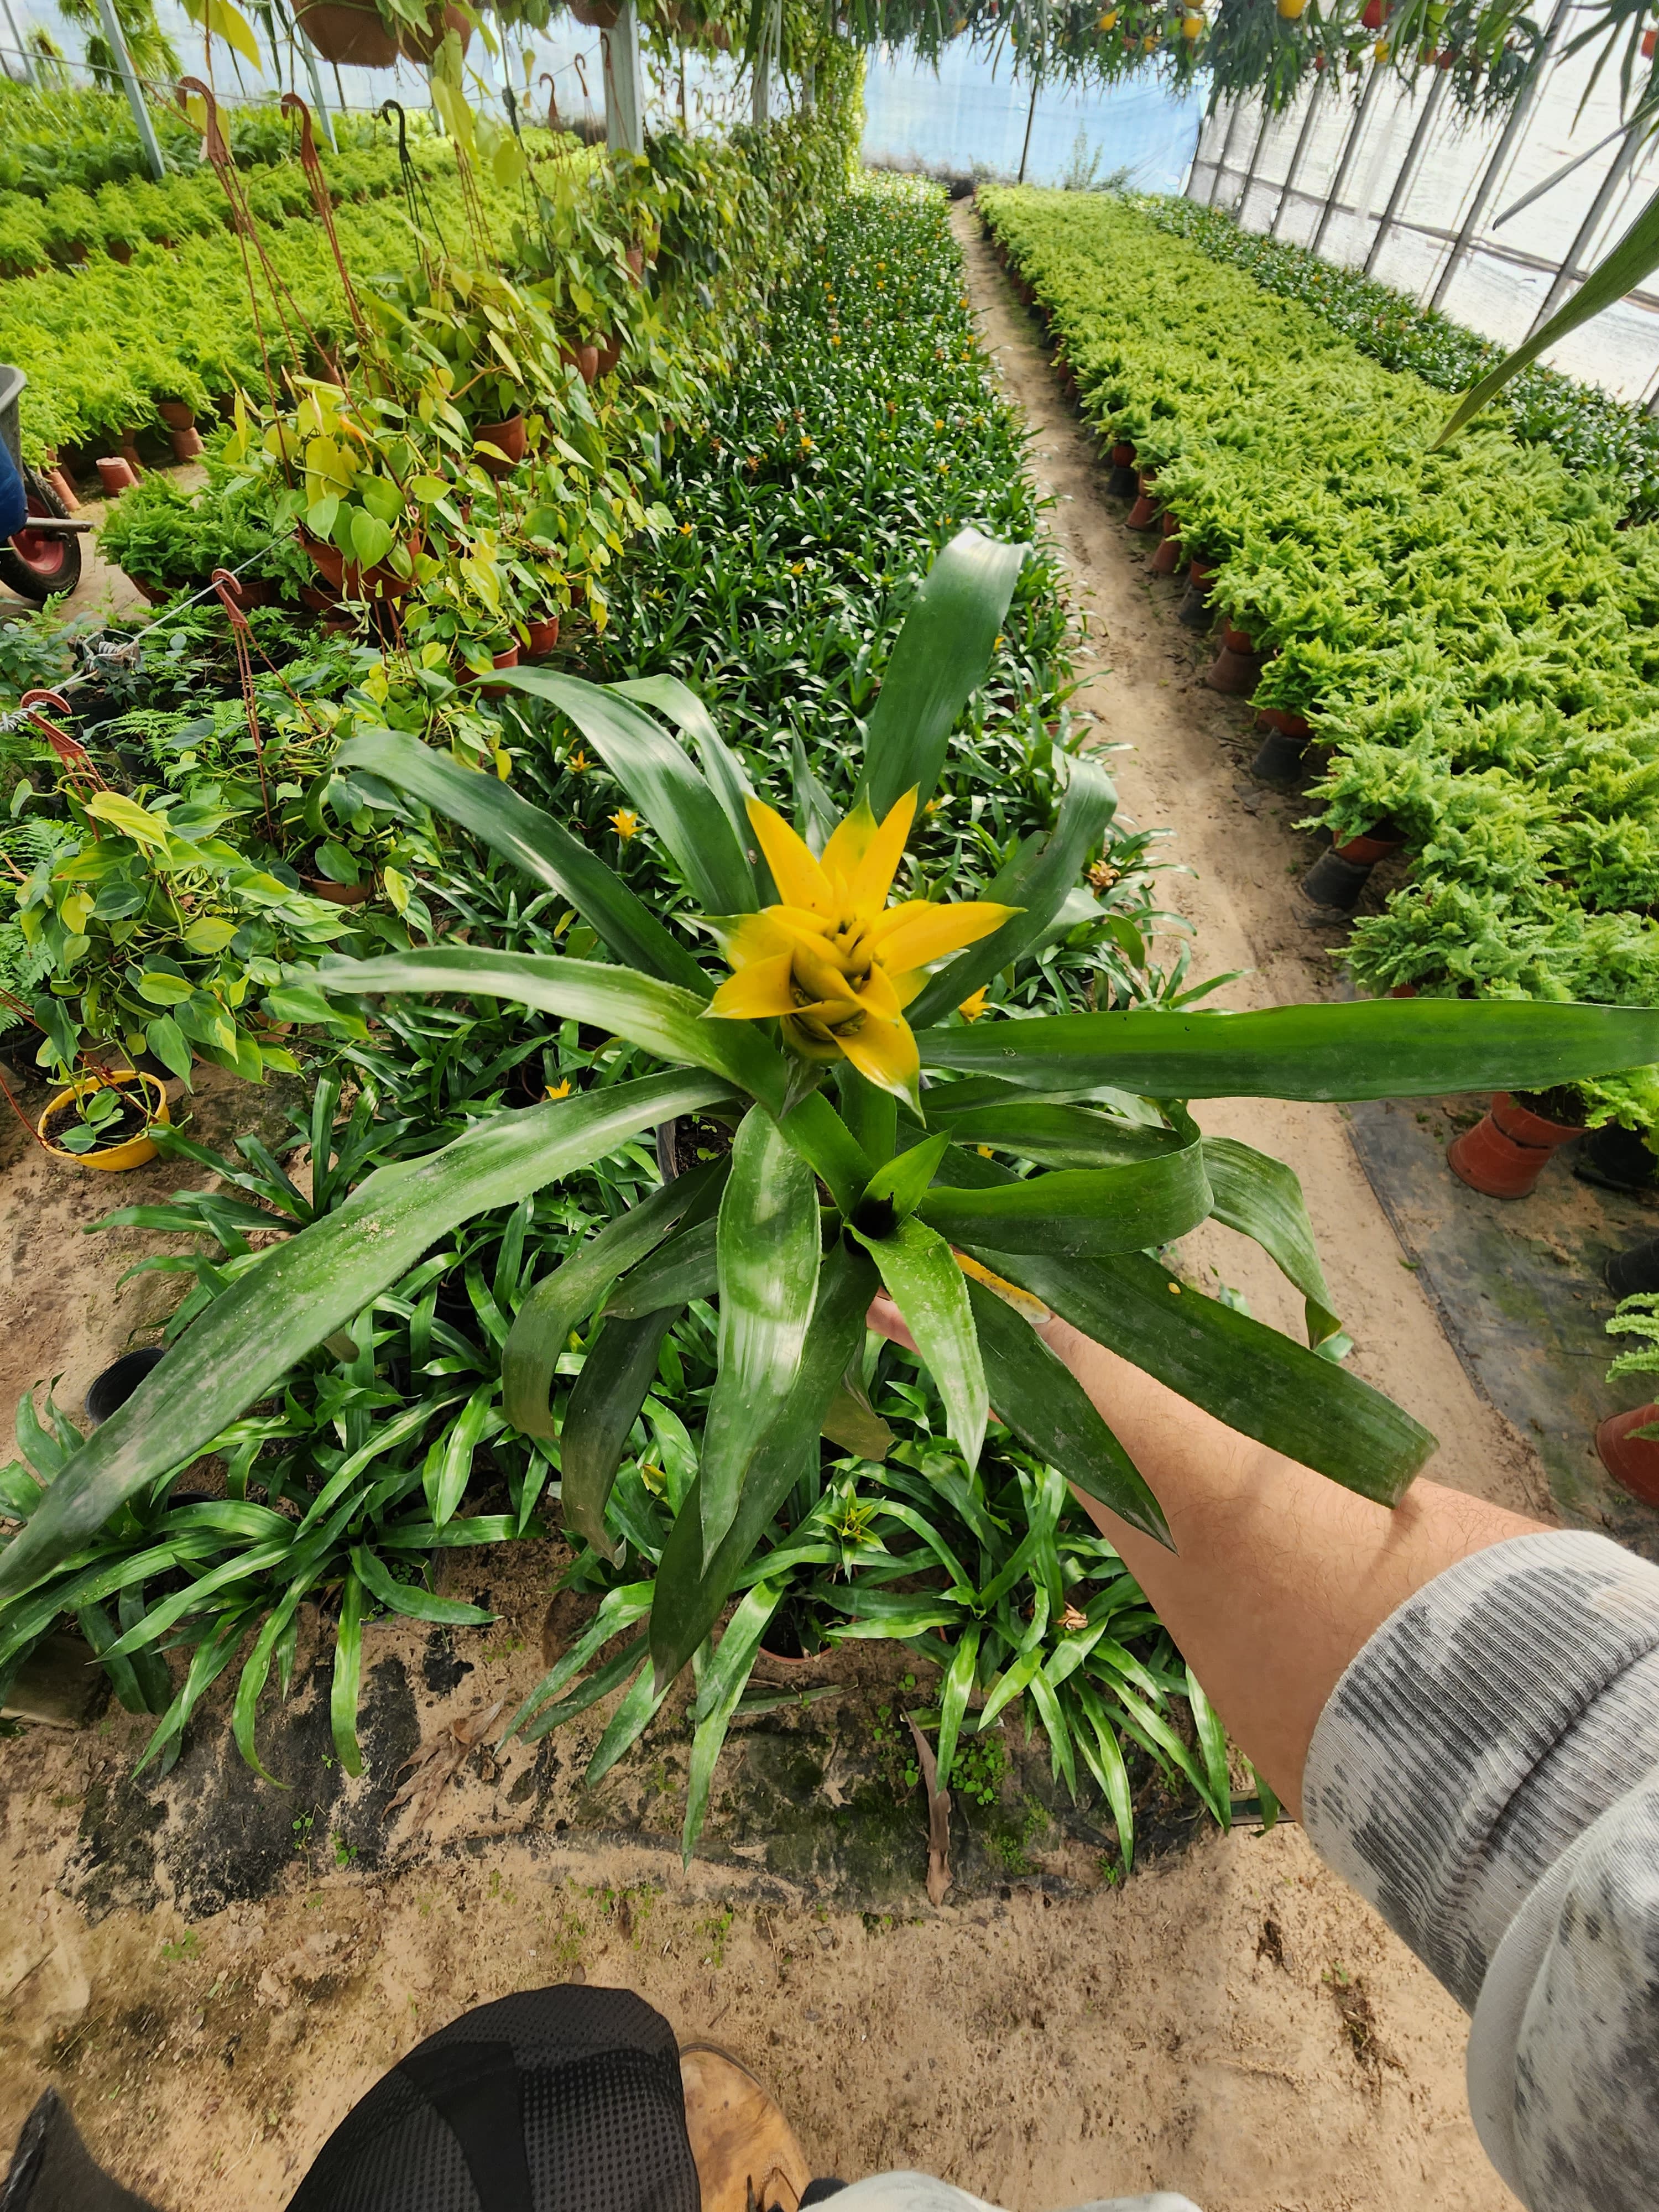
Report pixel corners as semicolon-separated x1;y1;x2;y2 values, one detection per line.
1177;578;1213;629
85;1345;166;1426
1251;726;1308;781
1575;1120;1657;1196
1301;846;1374;914
1605;1234;1659;1301
1107;461;1140;499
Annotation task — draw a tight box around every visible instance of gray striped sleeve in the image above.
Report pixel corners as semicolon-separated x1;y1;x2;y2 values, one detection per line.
1303;1528;1659;2212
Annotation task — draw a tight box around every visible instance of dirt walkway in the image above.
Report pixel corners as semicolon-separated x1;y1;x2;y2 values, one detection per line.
0;223;1530;2212
951;200;1549;1527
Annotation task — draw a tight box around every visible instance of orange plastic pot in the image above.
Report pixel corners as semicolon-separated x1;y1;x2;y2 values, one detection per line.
301;873;371;906
1447;1093;1583;1199
1125;472;1162;530
523;615;561;659
38;1070;169;1172
1206;643;1263;696
1333;825;1404;867
1595;1404;1659;1505
474;411;527;479
1149;513;1182;573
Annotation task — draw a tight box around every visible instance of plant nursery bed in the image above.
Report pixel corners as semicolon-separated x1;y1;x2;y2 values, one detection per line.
1344;1092;1659;1559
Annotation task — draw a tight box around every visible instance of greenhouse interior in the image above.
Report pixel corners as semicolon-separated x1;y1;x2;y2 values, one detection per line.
3;0;1659;2206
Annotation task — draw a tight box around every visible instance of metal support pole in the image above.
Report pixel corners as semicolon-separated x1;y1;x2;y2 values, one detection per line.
92;0;166;178
1364;67;1447;275
1207;98;1249;206
1270;72;1326;236
1235;98;1274;220
299;40;338;150
1;0;35;84
1429;0;1572;310
602;0;644;153
1016;66;1040;182
1311;58;1387;257
1527;120;1650;334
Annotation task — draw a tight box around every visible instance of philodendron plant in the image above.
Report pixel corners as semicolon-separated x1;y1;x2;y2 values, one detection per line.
8;528;1659;1810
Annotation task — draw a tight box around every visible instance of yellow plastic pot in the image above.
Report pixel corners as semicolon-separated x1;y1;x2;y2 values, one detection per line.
38;1070;169;1172
1277;0;1308;16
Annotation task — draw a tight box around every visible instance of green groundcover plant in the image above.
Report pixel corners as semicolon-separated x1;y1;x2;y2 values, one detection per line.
6;526;1659;1855
980;185;1659;1139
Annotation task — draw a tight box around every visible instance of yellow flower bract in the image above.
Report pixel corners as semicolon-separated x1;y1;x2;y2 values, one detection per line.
703;791;1016;1107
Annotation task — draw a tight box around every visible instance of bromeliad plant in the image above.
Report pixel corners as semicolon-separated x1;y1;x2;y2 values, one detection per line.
8;529;1659;1829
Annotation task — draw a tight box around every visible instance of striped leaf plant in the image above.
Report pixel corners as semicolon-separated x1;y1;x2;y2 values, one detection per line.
6;527;1659;1818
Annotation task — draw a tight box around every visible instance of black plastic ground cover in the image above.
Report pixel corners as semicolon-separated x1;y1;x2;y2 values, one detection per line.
1344;1094;1659;1563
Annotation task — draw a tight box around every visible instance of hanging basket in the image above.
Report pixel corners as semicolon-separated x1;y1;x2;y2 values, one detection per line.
293;0;400;66
568;0;620;23
396;3;473;61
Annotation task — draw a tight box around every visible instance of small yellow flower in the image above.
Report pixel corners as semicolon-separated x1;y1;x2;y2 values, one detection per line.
993;634;1005;649
701;794;1018;1108
830;334;841;347
935;418;945;431
977;1143;994;1158
545;1077;573;1100
789;561;805;575
679;521;693;536
958;987;990;1021
924;796;942;815
611;808;641;841
567;749;590;774
799;435;813;452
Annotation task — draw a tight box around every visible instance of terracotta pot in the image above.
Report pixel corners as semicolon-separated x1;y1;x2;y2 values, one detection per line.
169;427;205;462
106;239;133;265
156;400;195;431
1333;825;1404;867
1389;983;1418;998
127;574;171;606
1447;1093;1582;1199
1206;644;1264;696
96;456;138;498
568;0;619;21
301;872;372;906
118;437;144;477
1125;471;1161;530
625;246;645;283
45;466;79;512
1256;706;1311;741
474;411;527;479
1150;513;1183;573
593;335;623;379
37;1070;169;1173
1111;442;1136;467
394;1;472;59
299;528;420;601
523;615;561;659
472;645;520;698
561;343;601;386
298;582;343;614
293;0;399;64
1595;1404;1659;1504
1221;623;1256;655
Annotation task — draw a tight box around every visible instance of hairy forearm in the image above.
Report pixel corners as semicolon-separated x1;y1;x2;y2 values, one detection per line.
1036;1315;1547;1815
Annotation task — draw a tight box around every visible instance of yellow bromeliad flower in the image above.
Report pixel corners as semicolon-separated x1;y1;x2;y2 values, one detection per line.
702;791;1017;1105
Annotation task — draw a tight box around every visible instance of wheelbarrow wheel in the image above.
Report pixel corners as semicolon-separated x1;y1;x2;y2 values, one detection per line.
0;468;81;604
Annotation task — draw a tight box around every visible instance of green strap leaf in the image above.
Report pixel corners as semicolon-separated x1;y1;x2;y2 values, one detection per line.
502;1160;724;1440
609;673;759;866
515;1631;649;1744
920;998;1659;1102
1434;177;1659;446
1072;1678;1136;1874
503;1580;655;1741
682;1580;784;1864
422;1384;502;1527
0;1071;729;1606
1200;1136;1340;1348
862;1133;951;1221
561;1308;682;1563
648;1238;877;1692
231;1575;321;1787
602;1217;718;1317
352;1544;497;1626
933;1625;979;1796
584;1656;668;1787
964;1277;1171;1547
337;725;709;996
320;947;783;1110
980;1248;1436;1507
923;1099;1183;1170
701;1105;822;1566
919;1149;1213;1258
907;748;1117;1026
850;1214;987;1471
860;526;1028;818
331;1569;367;1778
489;669;757;915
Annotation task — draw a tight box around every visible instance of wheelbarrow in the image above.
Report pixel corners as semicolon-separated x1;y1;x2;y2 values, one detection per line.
1;363;92;604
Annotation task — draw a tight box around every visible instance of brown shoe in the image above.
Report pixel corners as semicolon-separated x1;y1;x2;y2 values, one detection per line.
679;2042;811;2212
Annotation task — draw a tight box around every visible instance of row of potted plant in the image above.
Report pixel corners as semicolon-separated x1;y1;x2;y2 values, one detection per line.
979;184;1659;1171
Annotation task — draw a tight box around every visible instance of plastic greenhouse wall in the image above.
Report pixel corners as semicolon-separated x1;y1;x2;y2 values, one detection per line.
1189;26;1659;406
